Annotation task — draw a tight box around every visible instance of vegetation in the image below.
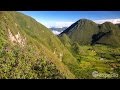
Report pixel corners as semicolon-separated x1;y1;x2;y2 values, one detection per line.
59;36;120;78
60;19;120;47
59;18;120;79
0;11;120;79
0;11;76;79
0;44;65;79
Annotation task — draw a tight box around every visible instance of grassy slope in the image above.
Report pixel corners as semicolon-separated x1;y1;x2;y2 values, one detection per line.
96;22;120;46
0;11;78;79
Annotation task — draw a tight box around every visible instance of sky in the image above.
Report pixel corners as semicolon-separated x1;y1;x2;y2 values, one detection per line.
20;11;120;28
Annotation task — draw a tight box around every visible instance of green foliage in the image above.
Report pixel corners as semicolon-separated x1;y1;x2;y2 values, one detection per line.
58;33;71;48
32;58;65;79
61;40;120;78
0;44;65;79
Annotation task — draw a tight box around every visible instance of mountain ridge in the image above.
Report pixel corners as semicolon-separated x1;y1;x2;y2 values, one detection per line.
59;19;120;47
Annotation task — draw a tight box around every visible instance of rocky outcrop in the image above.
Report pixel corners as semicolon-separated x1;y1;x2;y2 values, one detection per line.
8;28;26;46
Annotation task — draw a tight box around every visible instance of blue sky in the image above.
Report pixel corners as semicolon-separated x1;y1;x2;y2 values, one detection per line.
19;11;120;28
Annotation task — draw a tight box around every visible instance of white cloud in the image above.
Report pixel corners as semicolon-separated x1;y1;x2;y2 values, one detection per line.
52;30;61;35
94;18;120;24
49;19;120;28
37;18;120;29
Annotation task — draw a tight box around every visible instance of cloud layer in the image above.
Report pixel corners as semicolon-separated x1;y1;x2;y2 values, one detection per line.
94;18;120;24
52;30;62;35
38;18;120;29
51;19;120;28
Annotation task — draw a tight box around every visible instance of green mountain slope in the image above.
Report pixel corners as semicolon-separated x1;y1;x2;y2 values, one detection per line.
59;19;120;79
60;19;99;45
0;11;79;79
60;19;120;47
94;22;120;46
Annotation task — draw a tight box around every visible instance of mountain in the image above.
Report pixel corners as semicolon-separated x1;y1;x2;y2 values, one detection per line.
59;19;120;79
92;22;120;46
0;11;80;79
59;19;120;47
